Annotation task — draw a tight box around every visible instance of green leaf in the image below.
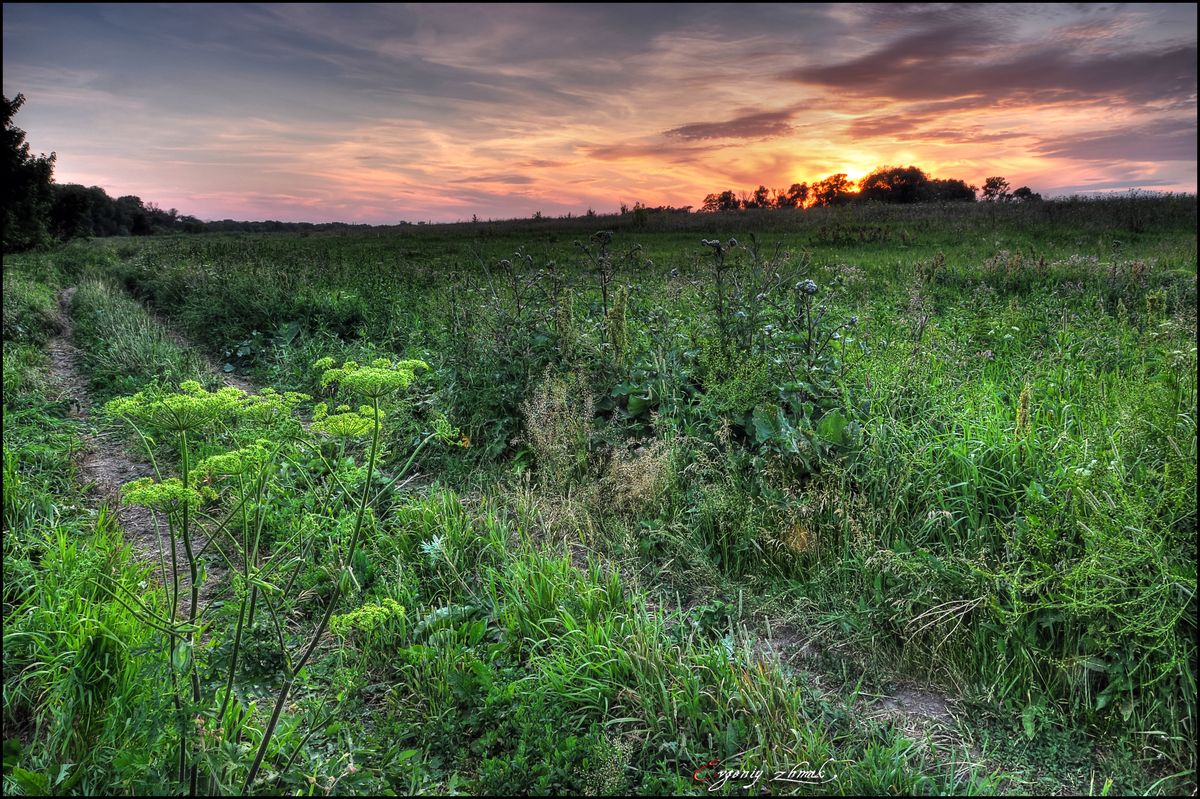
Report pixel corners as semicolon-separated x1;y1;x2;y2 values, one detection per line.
11;767;49;795
172;640;192;672
816;408;848;445
3;738;22;773
1021;704;1040;739
751;406;777;443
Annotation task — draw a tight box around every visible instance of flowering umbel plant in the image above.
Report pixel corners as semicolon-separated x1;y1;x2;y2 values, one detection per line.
317;357;429;399
100;356;456;793
105;380;245;432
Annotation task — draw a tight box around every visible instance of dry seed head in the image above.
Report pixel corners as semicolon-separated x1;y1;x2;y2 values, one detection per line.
1015;381;1032;437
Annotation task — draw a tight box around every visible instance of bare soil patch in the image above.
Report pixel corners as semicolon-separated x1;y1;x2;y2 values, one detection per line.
47;287;225;614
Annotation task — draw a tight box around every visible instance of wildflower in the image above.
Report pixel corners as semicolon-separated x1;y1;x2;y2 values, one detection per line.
797;279;818;295
106;383;245;433
194;441;272;479
848;315;859;326
312;409;375;440
241;389;309;423
728;238;738;247
121;476;203;513
432;415;464;445
320;357;429;399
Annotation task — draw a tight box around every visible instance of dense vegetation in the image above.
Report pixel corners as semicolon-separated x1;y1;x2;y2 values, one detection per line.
3;197;1196;795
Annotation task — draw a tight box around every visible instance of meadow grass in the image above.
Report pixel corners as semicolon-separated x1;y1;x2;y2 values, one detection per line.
2;197;1195;794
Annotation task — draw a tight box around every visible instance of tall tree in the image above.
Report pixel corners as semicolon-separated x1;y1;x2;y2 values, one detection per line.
981;176;1011;202
2;94;56;252
701;190;741;212
746;184;771;209
811;173;854;206
858;165;930;204
925;178;977;203
782;182;809;208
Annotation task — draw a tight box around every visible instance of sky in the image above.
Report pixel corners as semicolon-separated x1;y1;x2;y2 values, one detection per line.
3;3;1197;224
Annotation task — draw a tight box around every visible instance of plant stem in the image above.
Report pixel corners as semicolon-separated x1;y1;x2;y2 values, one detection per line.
241;396;382;793
180;429;201;796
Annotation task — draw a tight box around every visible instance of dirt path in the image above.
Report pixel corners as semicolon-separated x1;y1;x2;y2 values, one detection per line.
48;287;229;616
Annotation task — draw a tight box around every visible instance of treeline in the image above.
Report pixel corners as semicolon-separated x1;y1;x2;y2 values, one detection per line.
701;166;1040;211
50;185;376;240
49;184;205;238
2;93;375;252
4;94;199;251
0;91;1056;253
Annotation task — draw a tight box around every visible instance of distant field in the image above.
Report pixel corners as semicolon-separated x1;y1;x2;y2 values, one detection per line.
4;197;1196;795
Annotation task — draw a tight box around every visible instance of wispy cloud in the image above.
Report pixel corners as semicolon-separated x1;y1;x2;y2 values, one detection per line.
665;109;796;141
2;3;1194;222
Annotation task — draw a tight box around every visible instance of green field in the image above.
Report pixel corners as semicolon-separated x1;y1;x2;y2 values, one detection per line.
3;198;1197;795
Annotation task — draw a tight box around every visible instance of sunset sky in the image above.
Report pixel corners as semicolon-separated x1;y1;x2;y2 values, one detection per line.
3;3;1196;223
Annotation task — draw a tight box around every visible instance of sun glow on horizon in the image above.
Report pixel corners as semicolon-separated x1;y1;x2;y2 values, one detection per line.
3;4;1195;223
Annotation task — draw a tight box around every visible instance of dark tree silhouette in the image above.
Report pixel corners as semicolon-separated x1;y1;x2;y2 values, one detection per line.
782;182;809;208
701;190;741;212
3;93;56;252
925;178;977;203
811;173;855;206
858;165;929;204
982;176;1011;202
746;184;771;209
1011;186;1042;203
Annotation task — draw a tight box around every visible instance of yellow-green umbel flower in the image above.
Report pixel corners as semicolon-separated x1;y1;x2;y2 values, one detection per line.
240;388;310;424
320;358;429;399
106;382;246;433
194;441;272;480
432;415;463;445
312;409;375;440
121;476;204;513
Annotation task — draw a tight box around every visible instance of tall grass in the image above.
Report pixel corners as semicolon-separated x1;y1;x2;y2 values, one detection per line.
4;197;1196;793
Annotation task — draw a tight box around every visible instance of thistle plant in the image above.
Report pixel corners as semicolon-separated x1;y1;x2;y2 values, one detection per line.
578;230;616;318
702;237;734;353
577;230;645;318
